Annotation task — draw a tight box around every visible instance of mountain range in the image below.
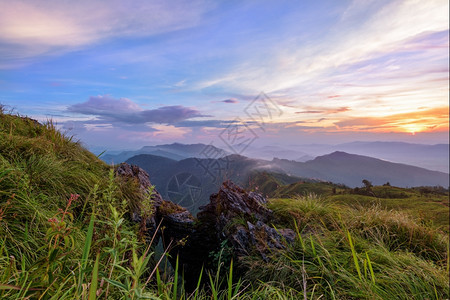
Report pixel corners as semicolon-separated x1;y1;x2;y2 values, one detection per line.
101;143;228;164
126;150;449;213
101;141;449;173
246;142;449;173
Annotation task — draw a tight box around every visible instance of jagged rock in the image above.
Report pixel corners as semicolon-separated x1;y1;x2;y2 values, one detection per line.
156;201;194;247
198;180;272;225
115;162;194;247
115;162;164;242
114;171;295;290
115;163;162;200
165;181;295;290
195;181;294;260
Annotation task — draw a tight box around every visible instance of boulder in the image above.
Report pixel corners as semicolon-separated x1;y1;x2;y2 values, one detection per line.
115;167;295;290
196;181;295;262
167;181;295;289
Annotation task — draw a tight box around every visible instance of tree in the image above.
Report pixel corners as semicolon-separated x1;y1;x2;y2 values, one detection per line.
362;179;372;189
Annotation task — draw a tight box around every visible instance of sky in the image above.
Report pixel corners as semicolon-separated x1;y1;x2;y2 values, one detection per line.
1;0;449;151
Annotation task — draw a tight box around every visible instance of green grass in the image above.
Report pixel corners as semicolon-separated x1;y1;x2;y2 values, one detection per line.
329;193;449;232
1;110;449;299
272;181;347;198
255;195;450;299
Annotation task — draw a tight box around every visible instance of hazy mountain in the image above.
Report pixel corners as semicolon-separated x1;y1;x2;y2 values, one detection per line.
103;141;449;173
331;142;449;173
286;141;449;173
296;154;315;162
274;151;449;187
245;145;310;161
101;143;228;164
126;151;448;213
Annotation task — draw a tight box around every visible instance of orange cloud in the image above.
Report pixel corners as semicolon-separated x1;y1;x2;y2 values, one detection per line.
296;106;351;114
334;107;449;134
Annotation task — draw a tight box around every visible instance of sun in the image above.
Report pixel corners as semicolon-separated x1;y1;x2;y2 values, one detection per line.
401;124;427;135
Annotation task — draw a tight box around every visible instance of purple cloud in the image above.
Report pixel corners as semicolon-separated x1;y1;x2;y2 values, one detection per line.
211;98;239;104
140;105;205;123
68;95;206;124
68;95;141;114
221;98;239;104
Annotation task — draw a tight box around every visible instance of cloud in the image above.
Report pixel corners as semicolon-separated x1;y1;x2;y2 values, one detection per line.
196;0;448;96
0;0;214;68
68;95;206;124
175;120;232;128
140;106;206;123
296;107;351;114
334;107;449;133
221;98;239;104
210;98;239;104
68;95;141;114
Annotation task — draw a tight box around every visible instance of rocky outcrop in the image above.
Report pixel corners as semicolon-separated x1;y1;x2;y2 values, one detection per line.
115;163;194;243
116;163;162;201
196;181;295;261
163;181;295;289
116;165;295;289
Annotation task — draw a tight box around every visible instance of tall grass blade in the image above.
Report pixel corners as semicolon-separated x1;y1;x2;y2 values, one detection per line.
193;267;203;299
88;253;100;300
365;252;375;284
78;212;95;293
347;231;362;280
173;255;179;300
227;259;233;300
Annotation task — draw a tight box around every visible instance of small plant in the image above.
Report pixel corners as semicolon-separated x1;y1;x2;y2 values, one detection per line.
47;193;79;250
141;185;156;219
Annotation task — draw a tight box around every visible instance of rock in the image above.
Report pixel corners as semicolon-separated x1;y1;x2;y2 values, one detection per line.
115;163;163;240
198;181;272;225
156;201;195;247
114;172;295;291
195;181;293;260
116;163;161;198
115;162;195;244
164;181;295;290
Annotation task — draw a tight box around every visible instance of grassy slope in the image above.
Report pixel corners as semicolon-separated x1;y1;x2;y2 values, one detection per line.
329;193;449;232
0;112;154;298
257;195;449;299
1;110;449;299
267;179;449;232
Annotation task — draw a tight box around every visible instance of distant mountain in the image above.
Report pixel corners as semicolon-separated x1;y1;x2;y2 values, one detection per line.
331;142;449;173
245;145;310;161
288;141;449;173
102;141;449;173
101;143;228;164
274;151;449;187
126;151;448;212
296;154;315;162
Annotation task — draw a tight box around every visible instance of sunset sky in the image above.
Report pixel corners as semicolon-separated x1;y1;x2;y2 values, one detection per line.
1;0;448;150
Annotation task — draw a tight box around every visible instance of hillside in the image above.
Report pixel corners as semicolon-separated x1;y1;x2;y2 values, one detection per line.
248;176;450;232
0;111;449;299
0;112;154;298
